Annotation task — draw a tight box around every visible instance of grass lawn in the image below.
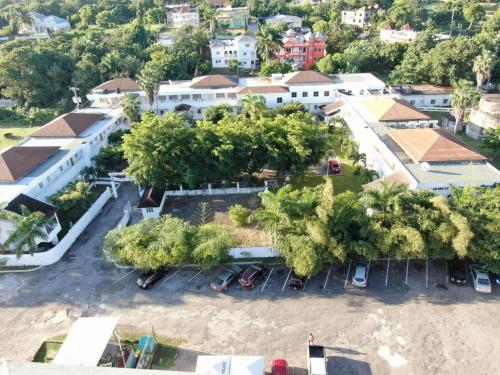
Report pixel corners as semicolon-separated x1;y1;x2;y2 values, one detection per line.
0;122;39;151
455;132;500;170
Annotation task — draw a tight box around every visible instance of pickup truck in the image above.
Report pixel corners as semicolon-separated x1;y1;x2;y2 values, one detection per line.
308;345;327;375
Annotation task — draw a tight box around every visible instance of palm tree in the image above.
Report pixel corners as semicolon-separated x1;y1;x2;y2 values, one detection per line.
239;93;267;120
361;182;407;226
472;50;495;90
1;5;32;34
340;138;358;159
192;27;209;77
121;93;141;122
450;79;480;133
137;63;162;111
2;206;49;257
352;151;367;167
359;168;378;184
256;24;283;65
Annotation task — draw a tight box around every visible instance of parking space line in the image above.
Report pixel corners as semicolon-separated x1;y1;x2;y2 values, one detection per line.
164;267;184;282
426;254;429;288
303;277;309;291
282;268;292;292
261;267;274;293
405;259;410;285
116;269;135;281
188;269;203;282
385;258;390;287
445;260;448;283
344;260;352;289
322;262;333;291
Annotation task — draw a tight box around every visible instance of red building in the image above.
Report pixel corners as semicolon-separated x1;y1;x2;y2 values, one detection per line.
275;29;326;70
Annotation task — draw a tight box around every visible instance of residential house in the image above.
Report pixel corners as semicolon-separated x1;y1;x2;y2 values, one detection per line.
210;0;226;9
466;94;500;140
380;23;417;43
166;5;200;28
210;35;257;69
341;4;380;27
276;29;326;69
264;14;303;29
330;96;500;195
137;186;166;218
87;72;386;120
215;7;249;29
389;84;452;108
21;12;70;34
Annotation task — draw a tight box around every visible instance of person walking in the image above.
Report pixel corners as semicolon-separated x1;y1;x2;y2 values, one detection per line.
307;333;315;346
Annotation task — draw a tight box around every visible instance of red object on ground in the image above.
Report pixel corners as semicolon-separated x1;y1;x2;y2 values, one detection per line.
271;359;290;375
328;159;342;174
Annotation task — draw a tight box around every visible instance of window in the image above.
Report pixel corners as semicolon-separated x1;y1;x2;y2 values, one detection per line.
302;92;308;97
39;182;44;189
197;108;202;114
313;91;319;97
277;97;283;103
146;207;154;213
181;94;190;100
47;176;51;183
430;99;436;105
410;100;415;105
160;110;164;115
216;93;225;98
324;91;329;96
314;105;318;109
192;94;202;100
168;95;179;100
245;43;250;47
291;92;297;98
59;166;64;172
158;95;166;101
227;93;236;98
443;99;449;104
243;52;247;56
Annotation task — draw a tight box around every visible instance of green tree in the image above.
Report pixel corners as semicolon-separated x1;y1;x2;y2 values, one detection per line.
483;125;500;159
387;0;425;28
137;62;162;110
121;92;141;122
317;53;343;74
450;79;480;133
463;2;485;30
239;93;267;120
192;224;238;269
472;50;495;90
228;204;251;227
256;23;283;64
228;59;243;76
204;104;232;124
92;144;126;174
259;60;292;77
275;101;306;116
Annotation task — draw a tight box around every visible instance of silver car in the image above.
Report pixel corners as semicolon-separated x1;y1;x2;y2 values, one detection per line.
352;262;368;287
469;264;491;294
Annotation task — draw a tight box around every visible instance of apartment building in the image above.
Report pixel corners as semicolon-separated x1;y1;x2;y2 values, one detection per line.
0;108;126;252
331;96;500;194
21;12;70;34
380;23;417;43
215;7;249;29
166;5;200;28
341;4;380;27
264;14;303;29
88;72;386;120
389;84;452;108
276;29;326;69
210;35;257;69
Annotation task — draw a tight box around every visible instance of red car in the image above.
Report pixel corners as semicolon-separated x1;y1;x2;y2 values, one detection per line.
271;359;289;375
238;264;266;289
328;159;342;174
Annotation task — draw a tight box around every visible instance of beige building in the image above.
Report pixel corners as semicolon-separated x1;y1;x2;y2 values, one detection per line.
466;94;500;140
341;4;380;27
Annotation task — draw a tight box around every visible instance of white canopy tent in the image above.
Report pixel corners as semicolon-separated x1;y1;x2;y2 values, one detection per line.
195;356;264;375
53;317;119;366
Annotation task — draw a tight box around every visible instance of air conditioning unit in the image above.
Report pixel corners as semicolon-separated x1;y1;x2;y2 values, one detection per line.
271;73;283;81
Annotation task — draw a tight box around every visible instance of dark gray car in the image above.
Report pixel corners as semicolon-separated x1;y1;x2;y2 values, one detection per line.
210;265;242;292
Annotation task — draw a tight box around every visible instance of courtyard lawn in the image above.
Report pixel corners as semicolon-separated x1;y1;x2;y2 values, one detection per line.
456;132;500;170
0;122;39;151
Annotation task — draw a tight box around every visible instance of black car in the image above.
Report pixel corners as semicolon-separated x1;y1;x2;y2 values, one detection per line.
288;271;307;290
449;261;467;285
210;265;242;292
239;264;267;289
137;268;168;289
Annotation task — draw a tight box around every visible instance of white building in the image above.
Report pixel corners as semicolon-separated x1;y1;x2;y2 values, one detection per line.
0;108;126;252
341;5;380;27
88;72;386;120
389;84;452;108
330;96;500;195
166;5;200;28
264;14;303;29
466;94;500;140
210;35;257;69
21;12;70;34
380;23;417;43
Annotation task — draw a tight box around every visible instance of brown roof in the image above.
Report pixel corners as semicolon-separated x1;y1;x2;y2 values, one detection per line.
210;0;226;5
363;98;430;122
362;171;411;190
190;75;239;89
5;194;57;219
31;113;104;138
402;84;452;95
284;71;333;85
0;146;60;182
137;186;165;208
93;78;139;92
388;128;487;163
238;86;289;94
322;100;345;115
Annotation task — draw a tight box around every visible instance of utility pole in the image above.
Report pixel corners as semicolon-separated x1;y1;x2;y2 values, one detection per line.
70;86;82;110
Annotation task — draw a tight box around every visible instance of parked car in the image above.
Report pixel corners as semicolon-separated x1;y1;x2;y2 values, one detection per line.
210;265;242;292
449;261;467;285
239;264;266;289
271;359;290;375
328;159;342;175
136;268;168;289
469;264;491;293
288;271;307;290
352;262;368;287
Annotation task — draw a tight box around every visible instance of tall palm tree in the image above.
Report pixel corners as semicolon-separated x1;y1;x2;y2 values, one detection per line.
239;93;267;120
2;4;32;34
472;50;495;90
450;79;480;133
121;93;141;122
361;182;407;226
2;206;49;257
256;24;283;65
137;63;162;111
192;27;209;77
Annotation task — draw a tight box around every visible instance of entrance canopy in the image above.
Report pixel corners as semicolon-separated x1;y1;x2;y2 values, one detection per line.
195;355;264;375
53;317;119;366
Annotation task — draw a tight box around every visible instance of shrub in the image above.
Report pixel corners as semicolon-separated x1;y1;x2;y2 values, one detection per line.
228;204;250;227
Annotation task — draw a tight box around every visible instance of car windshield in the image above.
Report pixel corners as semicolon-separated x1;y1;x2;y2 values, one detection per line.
477;277;490;286
354;277;364;282
453;271;465;278
218;271;232;281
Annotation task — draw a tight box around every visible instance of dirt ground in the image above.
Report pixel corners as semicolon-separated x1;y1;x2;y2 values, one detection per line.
0;184;499;374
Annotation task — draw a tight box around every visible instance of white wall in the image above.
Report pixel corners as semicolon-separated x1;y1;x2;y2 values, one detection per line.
229;247;280;258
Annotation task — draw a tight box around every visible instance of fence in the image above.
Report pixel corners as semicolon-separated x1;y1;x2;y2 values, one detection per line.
229;246;280;259
0;188;113;267
165;186;266;197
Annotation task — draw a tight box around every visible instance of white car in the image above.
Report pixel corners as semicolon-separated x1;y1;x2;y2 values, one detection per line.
352;262;368;287
469;264;491;293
